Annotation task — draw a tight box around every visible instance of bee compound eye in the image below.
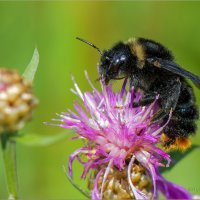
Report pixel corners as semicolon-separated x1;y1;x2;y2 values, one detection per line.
120;55;126;61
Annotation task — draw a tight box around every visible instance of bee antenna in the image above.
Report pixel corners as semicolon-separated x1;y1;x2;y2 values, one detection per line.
76;37;103;56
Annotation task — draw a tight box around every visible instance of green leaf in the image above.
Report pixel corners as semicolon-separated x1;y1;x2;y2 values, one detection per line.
22;47;39;83
160;145;199;173
10;131;69;147
63;165;90;199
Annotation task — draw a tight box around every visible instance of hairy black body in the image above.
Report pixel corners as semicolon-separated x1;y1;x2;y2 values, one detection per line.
97;37;200;149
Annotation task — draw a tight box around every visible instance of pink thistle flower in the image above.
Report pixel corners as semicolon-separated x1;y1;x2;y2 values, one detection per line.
50;71;191;200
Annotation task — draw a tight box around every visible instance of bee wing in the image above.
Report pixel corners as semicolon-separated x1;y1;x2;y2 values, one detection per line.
147;58;200;88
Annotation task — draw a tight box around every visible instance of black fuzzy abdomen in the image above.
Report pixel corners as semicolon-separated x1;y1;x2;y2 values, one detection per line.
163;81;199;142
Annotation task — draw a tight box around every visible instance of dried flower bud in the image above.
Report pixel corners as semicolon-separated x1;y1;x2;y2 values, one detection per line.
88;162;152;200
0;68;38;134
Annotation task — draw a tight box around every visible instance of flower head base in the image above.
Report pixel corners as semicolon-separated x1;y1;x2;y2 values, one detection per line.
0;68;38;134
51;71;191;199
88;162;152;199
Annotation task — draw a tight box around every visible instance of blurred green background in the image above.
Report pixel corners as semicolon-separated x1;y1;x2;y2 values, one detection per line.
0;1;200;199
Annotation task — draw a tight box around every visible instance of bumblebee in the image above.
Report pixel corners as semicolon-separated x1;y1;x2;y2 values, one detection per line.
76;37;200;151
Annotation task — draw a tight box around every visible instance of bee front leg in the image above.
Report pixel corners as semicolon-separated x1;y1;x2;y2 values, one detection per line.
133;93;157;107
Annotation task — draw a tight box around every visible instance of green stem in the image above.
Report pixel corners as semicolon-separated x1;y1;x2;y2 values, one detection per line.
1;133;19;200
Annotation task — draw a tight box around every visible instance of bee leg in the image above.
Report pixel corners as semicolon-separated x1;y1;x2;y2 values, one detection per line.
163;136;176;149
133;93;157;107
150;110;169;123
151;78;182;123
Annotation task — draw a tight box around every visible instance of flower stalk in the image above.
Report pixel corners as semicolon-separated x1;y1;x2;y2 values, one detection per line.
1;132;19;200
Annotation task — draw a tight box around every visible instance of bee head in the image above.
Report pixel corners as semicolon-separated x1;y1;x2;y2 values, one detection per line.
76;37;136;85
99;42;135;85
